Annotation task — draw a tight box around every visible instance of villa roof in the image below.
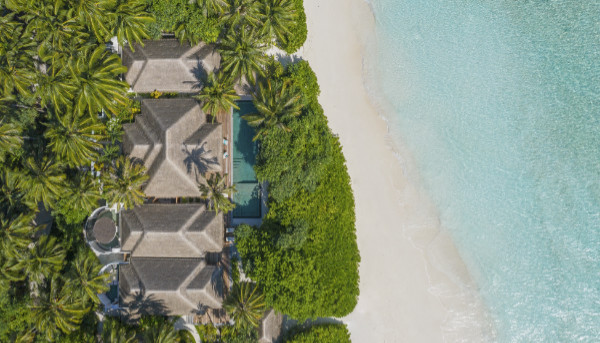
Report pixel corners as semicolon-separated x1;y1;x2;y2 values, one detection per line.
122;98;222;199
119;257;223;315
120;203;223;257
122;39;220;93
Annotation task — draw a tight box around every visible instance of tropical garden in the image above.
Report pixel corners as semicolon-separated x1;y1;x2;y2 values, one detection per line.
0;0;358;341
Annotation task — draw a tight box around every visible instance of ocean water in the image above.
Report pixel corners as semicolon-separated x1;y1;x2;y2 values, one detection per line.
366;0;600;342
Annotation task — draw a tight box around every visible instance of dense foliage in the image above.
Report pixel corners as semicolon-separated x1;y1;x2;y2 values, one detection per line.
145;0;308;52
0;0;150;340
196;323;259;343
236;61;359;320
284;323;351;343
277;0;307;53
145;0;221;44
1;0;342;339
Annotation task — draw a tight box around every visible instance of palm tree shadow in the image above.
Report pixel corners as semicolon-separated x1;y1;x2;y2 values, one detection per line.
182;143;219;178
188;61;208;90
122;284;169;318
187;44;219;90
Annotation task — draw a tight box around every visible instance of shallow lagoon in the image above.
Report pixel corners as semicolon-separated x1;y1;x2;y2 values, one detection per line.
368;1;600;341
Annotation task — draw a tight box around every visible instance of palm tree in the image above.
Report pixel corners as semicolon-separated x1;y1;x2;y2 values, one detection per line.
24;2;86;55
106;0;155;51
0;168;35;215
223;281;266;329
0;212;34;253
0;25;36;97
65;249;109;304
13;329;35;343
68;47;129;116
34;67;77;109
19;156;66;208
256;0;296;45
44;111;104;167
139;316;179;343
194;0;229;16
194;72;239;123
0;119;22;160
101;317;137;343
0;250;25;290
242;78;302;140
219;29;269;84
71;0;111;41
222;0;260;32
11;235;65;288
102;156;148;210
65;173;102;215
31;277;90;341
198;173;236;214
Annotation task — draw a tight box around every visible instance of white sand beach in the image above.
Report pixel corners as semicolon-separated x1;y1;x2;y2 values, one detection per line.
299;0;494;341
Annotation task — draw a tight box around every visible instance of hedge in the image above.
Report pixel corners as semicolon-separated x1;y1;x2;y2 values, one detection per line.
236;61;359;320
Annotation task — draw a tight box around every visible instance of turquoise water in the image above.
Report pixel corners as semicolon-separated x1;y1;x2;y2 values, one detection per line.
368;1;600;341
232;102;261;218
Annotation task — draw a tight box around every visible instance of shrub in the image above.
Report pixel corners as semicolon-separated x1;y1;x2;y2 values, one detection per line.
284;323;351;343
277;0;308;53
150;89;163;99
196;324;219;343
178;328;196;343
236;61;359;320
146;0;221;44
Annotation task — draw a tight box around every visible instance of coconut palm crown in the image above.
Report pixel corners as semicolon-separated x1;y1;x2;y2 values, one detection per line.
31;277;90;341
198;173;237;214
256;0;296;45
219;29;270;84
194;72;240;123
102;156;148;210
65;249;109;304
223;281;266;329
44;111;105;167
242;78;303;140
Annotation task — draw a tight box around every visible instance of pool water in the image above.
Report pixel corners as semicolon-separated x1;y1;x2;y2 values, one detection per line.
232;102;262;218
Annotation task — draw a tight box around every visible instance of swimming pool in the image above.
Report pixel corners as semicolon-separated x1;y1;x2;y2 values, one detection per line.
231;102;261;218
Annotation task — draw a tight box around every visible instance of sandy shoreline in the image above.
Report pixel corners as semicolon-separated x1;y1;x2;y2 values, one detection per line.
299;0;494;341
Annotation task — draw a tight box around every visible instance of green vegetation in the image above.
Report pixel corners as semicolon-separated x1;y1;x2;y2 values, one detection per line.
242;77;303;140
194;72;240;122
279;0;307;53
284;323;352;343
199;172;237;214
0;0;150;340
146;0;221;44
236;61;359;320
1;0;346;340
196;323;259;343
223;281;266;329
219;29;270;83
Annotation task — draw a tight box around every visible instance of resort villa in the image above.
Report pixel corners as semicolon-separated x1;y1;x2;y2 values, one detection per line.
84;39;277;338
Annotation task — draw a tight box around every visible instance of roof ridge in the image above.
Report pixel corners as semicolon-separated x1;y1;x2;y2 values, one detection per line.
128;209;146;256
177;205;204;256
177;259;207;311
165;158;200;192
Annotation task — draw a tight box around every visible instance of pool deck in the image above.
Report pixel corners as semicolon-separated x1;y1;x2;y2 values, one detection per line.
222;107;233;227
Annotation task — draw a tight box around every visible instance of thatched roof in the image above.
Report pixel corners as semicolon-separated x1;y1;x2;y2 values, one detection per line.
122;99;222;198
119;257;223;315
120;203;223;257
122;39;220;93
